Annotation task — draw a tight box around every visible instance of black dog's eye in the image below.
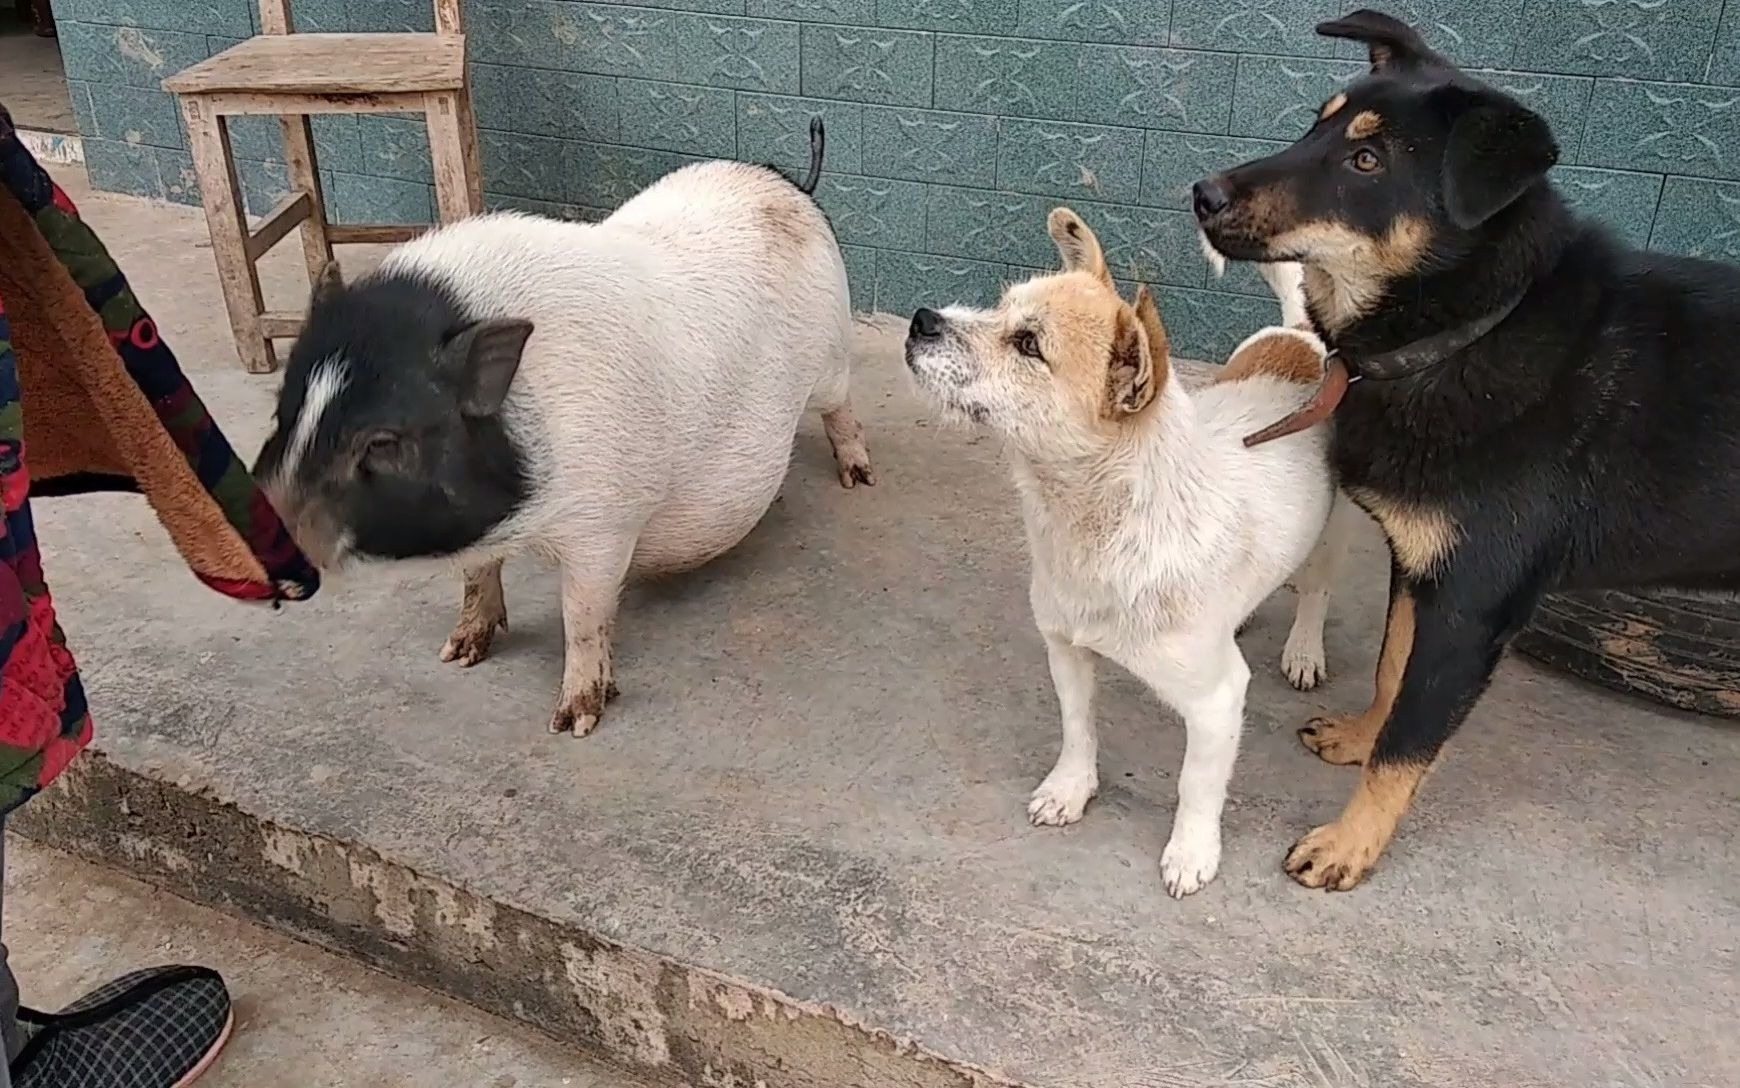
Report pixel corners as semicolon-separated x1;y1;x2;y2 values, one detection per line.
1350;148;1382;174
1012;331;1044;361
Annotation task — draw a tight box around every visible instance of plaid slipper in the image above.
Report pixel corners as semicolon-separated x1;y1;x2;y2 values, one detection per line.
8;966;233;1088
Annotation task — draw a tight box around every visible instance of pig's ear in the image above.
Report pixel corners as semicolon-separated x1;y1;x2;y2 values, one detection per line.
443;319;534;417
312;259;344;307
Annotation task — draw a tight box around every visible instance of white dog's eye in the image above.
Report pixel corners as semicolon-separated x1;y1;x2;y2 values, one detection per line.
1012;330;1045;361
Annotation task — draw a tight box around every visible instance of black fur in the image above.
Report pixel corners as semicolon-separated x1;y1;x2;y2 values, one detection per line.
1196;9;1740;883
253;269;531;562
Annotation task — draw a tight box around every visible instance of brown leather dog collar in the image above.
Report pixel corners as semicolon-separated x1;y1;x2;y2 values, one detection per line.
1241;289;1528;448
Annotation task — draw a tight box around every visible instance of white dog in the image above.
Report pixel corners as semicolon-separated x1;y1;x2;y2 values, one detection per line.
904;208;1354;896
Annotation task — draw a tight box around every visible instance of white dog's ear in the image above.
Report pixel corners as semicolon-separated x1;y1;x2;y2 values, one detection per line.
1105;306;1161;417
1048;207;1112;286
1133;284;1170;366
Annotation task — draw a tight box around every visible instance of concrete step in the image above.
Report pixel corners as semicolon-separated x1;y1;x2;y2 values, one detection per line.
15;174;1738;1088
5;838;659;1087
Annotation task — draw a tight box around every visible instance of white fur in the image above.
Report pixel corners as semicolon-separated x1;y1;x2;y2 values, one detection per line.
282;356;347;480
378;161;868;735
908;267;1343;898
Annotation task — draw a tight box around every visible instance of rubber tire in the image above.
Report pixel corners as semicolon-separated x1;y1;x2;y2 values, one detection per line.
1514;588;1740;720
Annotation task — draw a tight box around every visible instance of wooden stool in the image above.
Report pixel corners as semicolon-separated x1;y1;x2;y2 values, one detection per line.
163;1;482;373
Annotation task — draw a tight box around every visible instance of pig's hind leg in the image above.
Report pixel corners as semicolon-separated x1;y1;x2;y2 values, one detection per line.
811;354;875;488
440;559;509;667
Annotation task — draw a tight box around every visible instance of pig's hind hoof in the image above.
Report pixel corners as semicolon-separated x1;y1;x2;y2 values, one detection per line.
839;458;876;488
547;682;620;738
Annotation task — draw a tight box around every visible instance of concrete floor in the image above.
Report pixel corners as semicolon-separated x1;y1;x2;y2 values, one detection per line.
0;20;74;134
4;835;654;1086
11;169;1740;1087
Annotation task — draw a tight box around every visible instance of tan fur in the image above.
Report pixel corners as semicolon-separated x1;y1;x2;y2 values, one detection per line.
1350;487;1460;576
1319;92;1348;120
1048;206;1113;286
1285;215;1433;332
1285;761;1430;890
1345;110;1383;140
1133;283;1169;363
1301;591;1413;765
1215;329;1325;386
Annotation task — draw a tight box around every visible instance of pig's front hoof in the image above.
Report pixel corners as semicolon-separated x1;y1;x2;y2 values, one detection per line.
440;618;506;667
547;681;620;737
837;457;876;489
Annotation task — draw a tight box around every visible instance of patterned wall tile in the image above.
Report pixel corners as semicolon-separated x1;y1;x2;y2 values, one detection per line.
484;193;601;222
1071;199;1203;287
679;13;803;92
481;130;576;200
58;21;212;89
618;79;739;157
569;142;704;207
1229;53;1363;140
862;107;1000;187
748;0;876;23
1171;0;1340;59
1158;286;1277;363
1516;0;1724;82
1711;2;1740;86
876;250;1008;314
155;148;201;206
329;172;435;226
1331;0;1521;69
1582;78;1740;181
66;82;97;142
1550;165;1663;247
997;118;1144;203
1648;176;1740;259
926;185;1058;267
547;3;685;79
589;0;749;13
1016;0;1170;47
840;243;877;308
286;0;347;32
1141;130;1287;208
1075;45;1238;132
465;2;573;69
814;174;929;248
470;64;620;143
345;0;436;32
739;93;866;175
83;84;183;149
310;115;363;176
1469;70;1594;161
801;24;935;105
52;0;253;37
83;138;162;200
933;33;1079;119
355;117;435;185
1210;260;1285;300
236;159;290;217
876;0;1016;36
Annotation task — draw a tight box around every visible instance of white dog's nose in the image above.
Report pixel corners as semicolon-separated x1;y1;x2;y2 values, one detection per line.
909;308;944;340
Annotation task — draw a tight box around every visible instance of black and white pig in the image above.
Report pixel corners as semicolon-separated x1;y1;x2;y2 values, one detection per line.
254;121;873;738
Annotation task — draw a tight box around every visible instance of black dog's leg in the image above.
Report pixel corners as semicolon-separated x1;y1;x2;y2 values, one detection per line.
1298;557;1407;765
1285;570;1542;890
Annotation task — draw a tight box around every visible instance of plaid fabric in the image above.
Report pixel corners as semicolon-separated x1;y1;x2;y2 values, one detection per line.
11;966;232;1088
0;101;320;814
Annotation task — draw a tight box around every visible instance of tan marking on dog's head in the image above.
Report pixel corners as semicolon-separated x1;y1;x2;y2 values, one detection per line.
1345;110;1383;141
1348;488;1460;576
1048;206;1113;286
1282;215;1434;332
1319;92;1348;120
902;212;1173;444
1216;327;1326;386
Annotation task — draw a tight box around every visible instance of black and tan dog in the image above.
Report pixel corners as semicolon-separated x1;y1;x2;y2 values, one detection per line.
1194;9;1740;891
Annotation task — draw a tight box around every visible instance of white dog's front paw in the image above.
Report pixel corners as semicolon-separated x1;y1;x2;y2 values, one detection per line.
1281;627;1326;691
1027;768;1098;827
1160;828;1222;898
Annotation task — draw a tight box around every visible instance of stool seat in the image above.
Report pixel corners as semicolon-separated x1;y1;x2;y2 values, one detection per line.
163;33;466;97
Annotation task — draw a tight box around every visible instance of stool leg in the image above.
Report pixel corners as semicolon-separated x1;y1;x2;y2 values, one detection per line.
181;97;275;374
425;90;482;224
280;114;334;296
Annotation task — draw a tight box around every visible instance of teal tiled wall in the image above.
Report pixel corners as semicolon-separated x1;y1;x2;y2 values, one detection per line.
50;0;1740;360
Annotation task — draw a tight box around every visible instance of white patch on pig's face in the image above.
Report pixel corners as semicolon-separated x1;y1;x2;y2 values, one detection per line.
280;355;350;485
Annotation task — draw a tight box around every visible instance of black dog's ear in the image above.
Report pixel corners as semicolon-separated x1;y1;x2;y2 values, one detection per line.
1437;87;1559;229
1317;9;1445;72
